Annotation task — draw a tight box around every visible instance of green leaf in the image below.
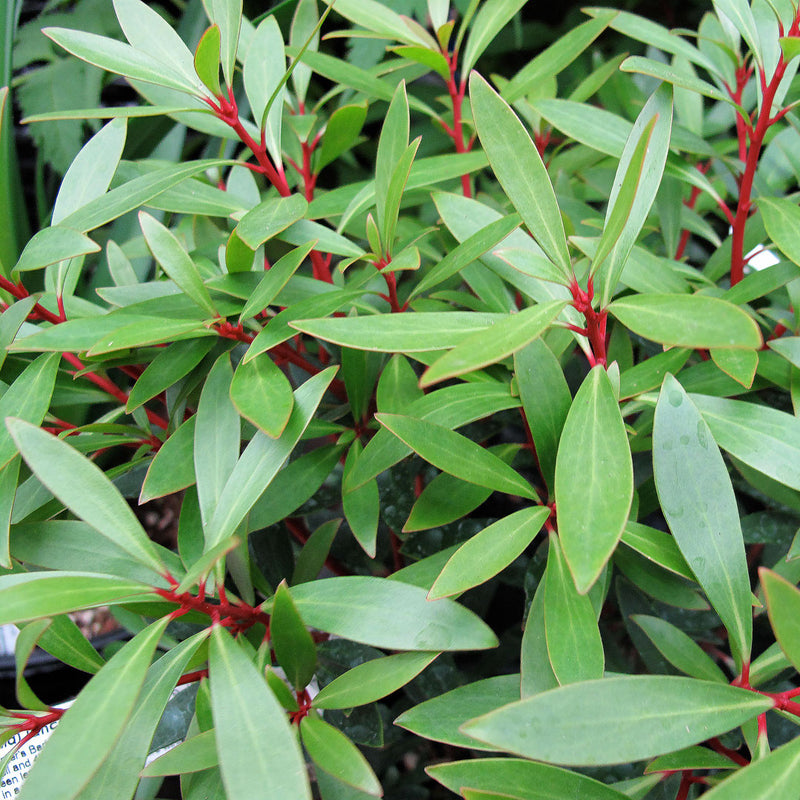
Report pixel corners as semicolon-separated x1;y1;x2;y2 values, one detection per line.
503;14;614;102
44;27;203;95
633;615;729;682
195;25;222;96
322;0;432;46
300;713;381;796
142;729;218;777
206;367;337;549
646;745;739;773
381;137;420;253
313;651;438;709
759;196;800;268
140;416;197;503
316;102;368;172
461;676;771;765
375;413;537;500
290;576;498;651
515;338;571;493
428;758;630;800
555;366;633;592
0;571;152;626
342;441;380;558
113;0;205;96
272;581;317;690
428;507;549;599
86;318;213;356
597;84;673;306
420;300;567;387
0;353;60;470
375;82;409;247
621;522;695;580
35;613;105;674
16;618;169;800
691;394;800;492
761;568;800;673
78;629;210;800
209;625;312;799
14;226;98;272
620;56;731;103
243;16;285;162
194;353;240;531
544;534;604;684
462;0;527;74
520;581;558;698
608;294;763;349
15;618;54;710
713;0;762;66
290;0;319;104
7;419;165;575
653;375;752;666
699;734;800;799
292;519;342;586
239;241;315;323
533;98;629;158
619;347;691;399
127;338;215;412
202;0;242;88
291;311;505;352
0;458;17;568
139;211;216;316
230;354;294;438
234;194;308;250
470;72;571;278
709;347;758;388
396;675;520;751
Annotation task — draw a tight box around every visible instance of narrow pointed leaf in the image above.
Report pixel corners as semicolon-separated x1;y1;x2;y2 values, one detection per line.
16;618;169;800
470;72;571;277
608;294;762;349
761;568;800;673
461;676;771;766
555;366;633;592
653;375;752;666
195;25;222;96
313;651;439;710
420;301;567;387
272;581;317;690
15;227;99;271
300;713;381;796
7;419;165;575
544;534;604;684
203;0;241;88
210;626;312;800
375;413;537;500
290;576;498;651
429;507;549;599
462;0;527;74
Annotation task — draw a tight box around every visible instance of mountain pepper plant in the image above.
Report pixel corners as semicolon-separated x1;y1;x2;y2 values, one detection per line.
1;0;800;797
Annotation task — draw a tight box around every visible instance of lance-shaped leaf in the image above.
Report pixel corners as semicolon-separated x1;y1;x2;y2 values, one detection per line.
230;354;294;438
555;366;633;593
15;227;98;272
633;615;729;682
291;311;504;352
202;0;241;88
461;676;771;766
375;413;537;500
699;734;800;800
761;568;800;673
271;581;317;690
761;196;800;266
596;84;673;306
395;675;521;751
375;82;409;246
139;211;216;316
322;0;433;46
290;576;498;651
141;417;196;503
210;626;312;800
520;580;558;697
544;534;604;684
206;367;337;549
78;629;210;800
234;194;308;250
0;353;60;470
313;651;438;710
608;293;762;349
653;375;752;666
7;419;165;575
300;713;381;796
429;507;549;599
428;758;630;800
420;300;567;387
243;16;285;164
691;394;800;492
44;27;203;95
141;729;218;776
342;441;380;557
462;0;527;74
470;72;571;278
621;56;731;103
195;24;222;96
15;618;169;800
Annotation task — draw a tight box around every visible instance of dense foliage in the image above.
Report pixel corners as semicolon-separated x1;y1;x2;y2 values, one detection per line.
2;0;800;798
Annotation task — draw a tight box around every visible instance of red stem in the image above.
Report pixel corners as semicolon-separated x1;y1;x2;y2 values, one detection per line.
445;53;472;198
